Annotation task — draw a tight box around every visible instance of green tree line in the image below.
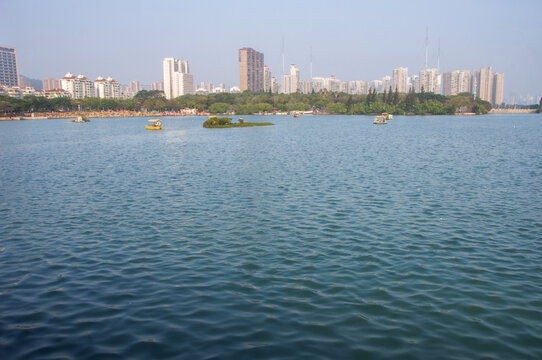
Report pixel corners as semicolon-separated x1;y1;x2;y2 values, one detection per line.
1;88;497;115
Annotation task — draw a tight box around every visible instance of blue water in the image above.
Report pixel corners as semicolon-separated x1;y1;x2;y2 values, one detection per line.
1;114;541;359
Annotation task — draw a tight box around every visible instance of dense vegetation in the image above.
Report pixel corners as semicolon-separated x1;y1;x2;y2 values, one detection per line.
203;116;273;128
0;88;498;116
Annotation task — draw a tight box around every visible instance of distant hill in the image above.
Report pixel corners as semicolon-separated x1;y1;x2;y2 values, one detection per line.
19;75;42;90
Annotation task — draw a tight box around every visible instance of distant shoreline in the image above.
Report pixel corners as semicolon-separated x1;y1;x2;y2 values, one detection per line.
0;110;538;121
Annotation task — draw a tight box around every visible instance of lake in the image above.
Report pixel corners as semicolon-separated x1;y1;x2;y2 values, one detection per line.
1;114;541;359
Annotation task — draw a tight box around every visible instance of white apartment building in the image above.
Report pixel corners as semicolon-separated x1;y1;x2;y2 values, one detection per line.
393;67;408;93
94;76;121;99
419;68;439;93
263;65;271;92
163;58;194;99
61;72;95;98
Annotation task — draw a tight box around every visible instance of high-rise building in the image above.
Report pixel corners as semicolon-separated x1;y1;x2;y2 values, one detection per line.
151;81;164;91
382;76;392;92
163;58;194;99
263;65;271;92
42;78;62;91
473;67;493;103
280;74;291;94
129;80;140;94
239;47;264;92
289;64;299;93
271;77;279;93
392;67;408;93
442;70;472;96
0;46;19;87
419;68;439;93
492;73;504;105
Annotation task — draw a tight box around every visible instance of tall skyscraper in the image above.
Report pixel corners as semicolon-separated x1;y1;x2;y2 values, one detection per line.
419;68;439;93
289;64;299;93
492;73;504;105
239;47;264;92
473;67;493;103
392;67;408;93
442;70;472;96
0;46;19;87
163;58;194;99
263;65;271;92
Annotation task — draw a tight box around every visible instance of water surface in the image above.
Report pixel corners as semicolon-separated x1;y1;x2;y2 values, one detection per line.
1;114;541;359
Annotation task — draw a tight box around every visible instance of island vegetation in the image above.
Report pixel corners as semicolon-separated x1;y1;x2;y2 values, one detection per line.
1;88;540;117
203;116;274;128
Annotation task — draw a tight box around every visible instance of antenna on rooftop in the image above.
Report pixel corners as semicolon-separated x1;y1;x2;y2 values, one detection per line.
282;36;285;75
425;27;429;69
437;38;440;73
310;46;313;79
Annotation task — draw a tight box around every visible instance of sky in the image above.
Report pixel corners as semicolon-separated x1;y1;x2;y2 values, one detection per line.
2;0;542;103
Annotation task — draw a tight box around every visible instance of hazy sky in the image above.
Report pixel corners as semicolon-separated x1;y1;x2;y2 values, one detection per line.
3;0;541;102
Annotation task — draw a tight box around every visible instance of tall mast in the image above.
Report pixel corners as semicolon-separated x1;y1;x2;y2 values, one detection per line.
282;36;285;75
425;27;429;69
437;38;440;73
310;46;313;79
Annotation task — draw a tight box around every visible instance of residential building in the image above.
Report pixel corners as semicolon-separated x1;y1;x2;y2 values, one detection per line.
163;57;194;99
42;78;62;91
419;68;439;93
95;76;121;99
280;74;291;94
239;47;264;92
151;81;164;91
61;72;95;98
0;45;19;87
128;80;140;94
492;73;504;105
298;80;312;94
382;76;392;92
271;77;279;93
442;70;472;96
289;64;299;93
392;67;408;93
263;65;271;92
473;67;493;103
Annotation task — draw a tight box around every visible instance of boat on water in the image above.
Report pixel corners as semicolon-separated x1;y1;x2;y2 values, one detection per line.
382;113;393;120
373;115;387;125
146;119;163;130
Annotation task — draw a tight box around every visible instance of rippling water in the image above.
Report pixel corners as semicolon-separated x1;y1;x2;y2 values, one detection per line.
1;114;541;359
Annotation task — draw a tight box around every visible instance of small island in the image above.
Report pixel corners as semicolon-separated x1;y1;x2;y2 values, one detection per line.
203;116;274;128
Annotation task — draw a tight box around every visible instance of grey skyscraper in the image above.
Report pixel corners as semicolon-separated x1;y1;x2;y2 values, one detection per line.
0;46;19;87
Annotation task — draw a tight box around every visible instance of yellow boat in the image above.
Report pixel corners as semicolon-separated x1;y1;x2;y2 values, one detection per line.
382;113;393;120
374;115;387;124
146;119;163;130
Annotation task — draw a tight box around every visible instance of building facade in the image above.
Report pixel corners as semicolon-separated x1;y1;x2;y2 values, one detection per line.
392;67;408;93
163;58;194;99
263;65;271;92
492;73;504;105
419;68;439;93
239;47;264;92
94;76;121;99
61;72;95;98
0;46;19;87
42;78;62;91
473;67;493;103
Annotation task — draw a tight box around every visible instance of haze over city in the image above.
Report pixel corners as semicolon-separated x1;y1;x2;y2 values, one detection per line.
3;0;542;103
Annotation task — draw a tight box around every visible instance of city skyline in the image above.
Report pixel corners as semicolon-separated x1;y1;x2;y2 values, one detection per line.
2;0;542;103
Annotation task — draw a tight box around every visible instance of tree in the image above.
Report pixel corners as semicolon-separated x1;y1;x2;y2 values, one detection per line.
393;86;399;105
